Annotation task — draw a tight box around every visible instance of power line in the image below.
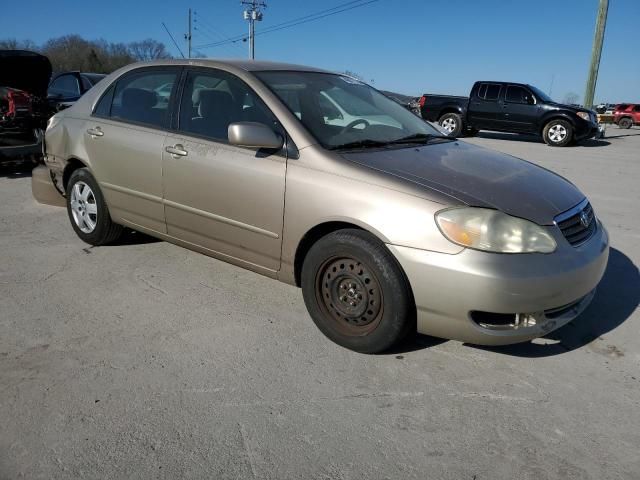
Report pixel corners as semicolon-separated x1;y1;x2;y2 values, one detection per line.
195;0;371;48
194;12;245;56
194;0;378;50
161;22;185;58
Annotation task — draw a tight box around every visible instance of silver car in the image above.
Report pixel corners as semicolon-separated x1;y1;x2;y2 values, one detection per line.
35;59;609;353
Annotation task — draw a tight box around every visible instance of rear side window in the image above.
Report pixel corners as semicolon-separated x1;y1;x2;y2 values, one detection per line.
633;105;640;112
477;83;501;101
96;69;179;129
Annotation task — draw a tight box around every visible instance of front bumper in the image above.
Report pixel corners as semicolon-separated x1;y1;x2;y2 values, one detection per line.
574;121;599;141
388;222;609;345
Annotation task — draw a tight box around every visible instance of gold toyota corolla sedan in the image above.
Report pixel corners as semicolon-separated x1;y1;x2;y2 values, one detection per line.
35;59;609;353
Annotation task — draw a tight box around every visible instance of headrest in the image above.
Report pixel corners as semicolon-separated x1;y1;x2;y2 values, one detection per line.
198;89;233;118
121;88;157;111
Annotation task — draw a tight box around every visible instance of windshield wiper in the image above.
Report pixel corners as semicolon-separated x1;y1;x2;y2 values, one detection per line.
330;133;455;151
385;133;455;145
329;139;390;150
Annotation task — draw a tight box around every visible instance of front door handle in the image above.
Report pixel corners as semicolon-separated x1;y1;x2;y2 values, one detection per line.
165;144;188;158
86;127;104;137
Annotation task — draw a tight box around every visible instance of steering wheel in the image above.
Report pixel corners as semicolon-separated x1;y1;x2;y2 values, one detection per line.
339;119;370;135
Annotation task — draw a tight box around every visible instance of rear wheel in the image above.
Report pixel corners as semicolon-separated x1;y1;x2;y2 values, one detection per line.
543;119;573;147
618;117;633;129
301;229;415;353
439;113;464;137
66;168;123;245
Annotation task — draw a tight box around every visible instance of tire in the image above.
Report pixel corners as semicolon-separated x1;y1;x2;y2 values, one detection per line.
618;117;633;129
66;168;123;245
543;119;573;147
301;229;415;354
439;113;464;137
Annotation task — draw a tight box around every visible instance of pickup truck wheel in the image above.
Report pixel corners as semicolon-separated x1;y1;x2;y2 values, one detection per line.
66;168;123;246
439;113;464;137
301;229;415;354
543;119;573;147
618;117;633;129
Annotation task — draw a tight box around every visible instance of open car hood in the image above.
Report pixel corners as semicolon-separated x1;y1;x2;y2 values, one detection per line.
0;50;52;98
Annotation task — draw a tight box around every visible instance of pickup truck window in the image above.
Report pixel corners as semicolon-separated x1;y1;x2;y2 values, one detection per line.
477;83;501;101
505;86;530;104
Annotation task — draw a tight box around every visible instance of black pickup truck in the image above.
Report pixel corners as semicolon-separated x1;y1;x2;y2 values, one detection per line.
419;81;599;146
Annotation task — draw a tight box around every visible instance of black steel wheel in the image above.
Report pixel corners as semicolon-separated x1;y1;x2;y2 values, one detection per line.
301;229;415;353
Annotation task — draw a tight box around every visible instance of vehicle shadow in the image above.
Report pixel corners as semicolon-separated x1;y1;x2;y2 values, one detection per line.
110;229;161;246
474;131;611;147
469;248;639;358
577;138;611;147
0;162;35;179
475;132;542;143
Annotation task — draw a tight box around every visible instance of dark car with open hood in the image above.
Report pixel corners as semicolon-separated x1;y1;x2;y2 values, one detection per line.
0;50;53;163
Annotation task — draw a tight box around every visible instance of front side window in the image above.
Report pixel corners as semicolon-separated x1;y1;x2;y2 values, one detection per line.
256;71;441;149
109;69;178;129
178;69;276;142
505;86;531;104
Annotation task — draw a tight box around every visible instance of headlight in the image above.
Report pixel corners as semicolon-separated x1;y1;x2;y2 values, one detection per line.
435;207;557;253
576;111;590;121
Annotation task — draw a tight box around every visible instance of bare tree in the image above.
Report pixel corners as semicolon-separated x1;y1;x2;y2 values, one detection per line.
128;39;171;61
0;38;38;50
1;35;171;73
563;92;580;105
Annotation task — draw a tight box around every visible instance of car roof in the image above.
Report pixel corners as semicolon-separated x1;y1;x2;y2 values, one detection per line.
129;58;332;74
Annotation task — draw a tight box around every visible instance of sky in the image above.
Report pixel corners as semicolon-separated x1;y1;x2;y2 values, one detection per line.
2;0;639;104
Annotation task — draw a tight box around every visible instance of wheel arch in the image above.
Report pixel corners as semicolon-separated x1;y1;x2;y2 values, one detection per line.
540;113;577;134
62;157;90;192
438;106;464;120
293;220;392;287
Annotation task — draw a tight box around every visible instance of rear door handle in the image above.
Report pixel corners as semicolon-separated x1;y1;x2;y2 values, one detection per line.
165;144;188;157
86;127;104;137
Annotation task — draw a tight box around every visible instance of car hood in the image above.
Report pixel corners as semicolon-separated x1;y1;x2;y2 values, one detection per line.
340;140;584;225
0;50;52;98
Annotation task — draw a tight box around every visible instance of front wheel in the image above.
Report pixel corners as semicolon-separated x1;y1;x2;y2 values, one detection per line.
66;168;123;245
543;119;573;147
301;229;415;353
618;117;633;129
439;113;464;137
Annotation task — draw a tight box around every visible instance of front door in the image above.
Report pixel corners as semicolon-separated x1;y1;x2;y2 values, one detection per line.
501;85;539;133
162;68;287;271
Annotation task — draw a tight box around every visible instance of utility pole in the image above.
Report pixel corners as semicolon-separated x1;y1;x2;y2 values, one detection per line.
583;0;609;109
185;8;192;58
241;0;266;59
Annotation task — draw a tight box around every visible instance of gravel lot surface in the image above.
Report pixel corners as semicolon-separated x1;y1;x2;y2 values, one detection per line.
1;128;639;479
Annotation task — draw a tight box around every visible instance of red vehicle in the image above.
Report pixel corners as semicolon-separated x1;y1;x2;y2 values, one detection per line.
0;50;52;163
613;104;640;129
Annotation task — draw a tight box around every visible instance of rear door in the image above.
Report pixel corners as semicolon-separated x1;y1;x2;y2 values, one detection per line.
84;66;181;233
467;83;504;130
501;85;539;133
161;67;287;272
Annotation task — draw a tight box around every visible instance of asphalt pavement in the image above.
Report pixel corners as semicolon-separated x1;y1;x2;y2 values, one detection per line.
1;127;639;479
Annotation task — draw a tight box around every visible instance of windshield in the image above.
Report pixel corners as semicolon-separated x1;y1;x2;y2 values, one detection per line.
529;85;554;103
255;71;441;149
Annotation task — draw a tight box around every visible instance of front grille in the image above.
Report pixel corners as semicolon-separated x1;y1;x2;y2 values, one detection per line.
555;200;597;247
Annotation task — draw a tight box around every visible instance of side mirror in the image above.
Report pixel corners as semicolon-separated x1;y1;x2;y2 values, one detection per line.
228;122;284;150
